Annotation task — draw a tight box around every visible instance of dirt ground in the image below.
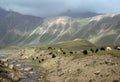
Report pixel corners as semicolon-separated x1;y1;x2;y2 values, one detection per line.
11;47;120;82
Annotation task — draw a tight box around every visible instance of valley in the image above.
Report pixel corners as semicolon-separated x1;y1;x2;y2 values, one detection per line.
0;8;120;82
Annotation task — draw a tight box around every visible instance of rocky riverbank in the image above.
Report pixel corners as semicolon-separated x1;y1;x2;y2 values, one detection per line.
0;56;43;82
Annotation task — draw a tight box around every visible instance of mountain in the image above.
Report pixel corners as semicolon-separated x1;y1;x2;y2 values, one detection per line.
0;8;43;47
71;14;120;45
19;14;120;46
59;10;99;18
0;8;120;47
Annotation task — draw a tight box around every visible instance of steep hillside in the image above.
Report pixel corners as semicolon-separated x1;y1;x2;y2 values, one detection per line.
72;14;120;45
21;14;120;46
0;8;43;47
0;8;120;47
19;16;90;46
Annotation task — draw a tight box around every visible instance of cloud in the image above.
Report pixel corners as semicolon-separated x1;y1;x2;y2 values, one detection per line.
0;0;120;17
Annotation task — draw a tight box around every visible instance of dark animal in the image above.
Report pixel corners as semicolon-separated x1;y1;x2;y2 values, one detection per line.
41;59;44;61
39;60;41;63
36;57;39;59
100;47;105;51
70;51;73;54
114;46;120;50
95;49;99;53
83;50;88;55
90;48;94;53
20;53;23;56
32;58;34;60
63;52;66;54
48;47;52;50
49;52;52;55
52;54;56;58
60;48;63;52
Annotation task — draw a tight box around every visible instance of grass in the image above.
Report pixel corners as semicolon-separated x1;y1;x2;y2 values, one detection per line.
49;39;95;51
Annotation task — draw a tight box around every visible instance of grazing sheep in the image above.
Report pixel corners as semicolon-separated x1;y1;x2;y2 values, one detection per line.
106;47;112;51
114;46;120;50
20;53;23;56
100;47;105;51
63;52;66;54
90;48;94;53
36;57;39;59
70;51;73;54
52;54;56;58
117;47;120;50
41;59;44;61
49;52;52;55
39;60;41;63
95;49;99;53
60;48;64;52
83;50;88;55
32;58;34;60
48;47;52;50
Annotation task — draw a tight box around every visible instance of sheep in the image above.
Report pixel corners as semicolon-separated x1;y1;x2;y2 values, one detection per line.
52;54;56;58
90;48;94;53
106;47;112;51
39;60;41;63
36;57;39;59
48;47;52;50
49;52;52;55
63;52;66;54
83;50;88;55
70;51;73;54
100;47;106;51
41;59;44;61
114;46;120;50
20;53;23;56
95;49;99;53
32;58;34;60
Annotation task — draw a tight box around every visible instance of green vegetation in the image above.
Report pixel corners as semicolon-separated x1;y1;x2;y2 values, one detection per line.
50;39;95;51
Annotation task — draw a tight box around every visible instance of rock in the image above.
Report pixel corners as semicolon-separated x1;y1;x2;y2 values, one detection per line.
94;71;100;75
1;59;8;62
18;68;24;71
24;67;33;72
15;64;21;67
9;73;19;81
29;71;34;74
23;56;29;59
8;64;14;69
57;72;64;77
106;73;110;77
4;63;8;67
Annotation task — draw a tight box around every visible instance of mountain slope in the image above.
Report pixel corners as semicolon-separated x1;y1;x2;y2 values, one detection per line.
20;14;120;46
0;8;120;47
0;8;43;47
18;16;91;46
72;14;120;45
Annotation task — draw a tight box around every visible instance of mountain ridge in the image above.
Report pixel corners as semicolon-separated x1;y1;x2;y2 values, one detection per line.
0;8;120;47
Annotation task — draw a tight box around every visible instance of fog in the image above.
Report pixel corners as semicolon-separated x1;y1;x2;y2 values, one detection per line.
0;0;120;17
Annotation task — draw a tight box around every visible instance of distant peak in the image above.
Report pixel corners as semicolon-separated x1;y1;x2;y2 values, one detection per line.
89;14;117;22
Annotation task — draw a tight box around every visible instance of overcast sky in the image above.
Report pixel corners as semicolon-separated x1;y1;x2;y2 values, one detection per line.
0;0;120;17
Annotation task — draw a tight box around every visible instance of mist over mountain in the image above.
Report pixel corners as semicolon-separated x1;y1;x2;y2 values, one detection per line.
0;8;120;47
59;10;99;18
0;8;43;47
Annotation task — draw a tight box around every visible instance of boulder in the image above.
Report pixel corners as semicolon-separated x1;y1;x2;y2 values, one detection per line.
24;67;33;72
94;71;100;75
8;64;14;69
